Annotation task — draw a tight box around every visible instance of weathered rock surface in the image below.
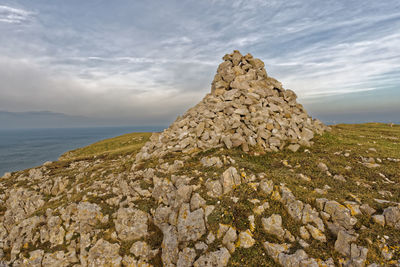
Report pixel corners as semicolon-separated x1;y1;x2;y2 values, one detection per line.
177;204;206;242
114;207;148;241
262;214;285;240
383;206;400;229
87;239;122;266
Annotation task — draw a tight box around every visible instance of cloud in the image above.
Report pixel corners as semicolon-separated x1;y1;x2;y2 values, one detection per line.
0;56;207;125
0;5;33;24
270;32;400;100
0;0;399;125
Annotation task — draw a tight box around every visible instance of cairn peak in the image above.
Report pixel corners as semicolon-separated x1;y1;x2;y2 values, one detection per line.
136;51;328;161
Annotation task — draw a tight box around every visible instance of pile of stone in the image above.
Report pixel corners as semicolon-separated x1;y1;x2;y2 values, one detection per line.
136;50;328;161
1;52;400;267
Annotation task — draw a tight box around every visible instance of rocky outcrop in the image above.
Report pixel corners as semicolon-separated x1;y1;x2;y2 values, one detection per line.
0;51;398;266
136;50;328;161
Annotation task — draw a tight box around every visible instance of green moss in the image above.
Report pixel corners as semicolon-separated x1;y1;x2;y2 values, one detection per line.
133;198;157;213
119;240;135;256
229;244;279;267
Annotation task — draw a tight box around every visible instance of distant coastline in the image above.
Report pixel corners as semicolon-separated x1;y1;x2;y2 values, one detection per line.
2;121;399;176
0;125;166;175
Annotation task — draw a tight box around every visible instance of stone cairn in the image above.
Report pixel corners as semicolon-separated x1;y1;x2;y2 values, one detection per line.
136;50;328;161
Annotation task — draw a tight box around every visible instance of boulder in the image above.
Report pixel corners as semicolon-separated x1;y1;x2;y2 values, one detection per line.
114;208;148;241
87;239;122;267
262;214;285;240
383;206;400;229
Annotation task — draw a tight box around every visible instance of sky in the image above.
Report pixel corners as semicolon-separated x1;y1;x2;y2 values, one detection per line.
0;0;399;126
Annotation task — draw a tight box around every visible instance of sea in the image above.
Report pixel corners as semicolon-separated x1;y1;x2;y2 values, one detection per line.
0;126;165;176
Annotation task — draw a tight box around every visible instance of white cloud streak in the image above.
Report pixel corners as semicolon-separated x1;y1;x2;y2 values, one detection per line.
0;5;33;24
0;0;399;124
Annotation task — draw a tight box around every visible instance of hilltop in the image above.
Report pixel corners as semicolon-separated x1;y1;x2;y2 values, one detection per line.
1;123;399;266
0;51;399;267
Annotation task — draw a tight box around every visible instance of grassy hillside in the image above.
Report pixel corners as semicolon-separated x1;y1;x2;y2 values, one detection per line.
59;132;152;161
1;123;399;266
58;123;400;265
60;123;400;161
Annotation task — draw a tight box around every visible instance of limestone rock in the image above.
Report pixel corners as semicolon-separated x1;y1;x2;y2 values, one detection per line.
77;202;103;226
220;167;241;194
177;204;206;242
286;200;304;221
262;214;285;240
302;203;325;231
238;230;255;248
346;244;368;267
195;241;208;251
206;232;216;244
217;223;229;239
23;250;44;267
278;249;309;267
205;179;223;198
324;200;357;230
299;226;310;240
222;226;237;253
47;216;66;246
306;224;326;242
114;207;148;241
177;248;196;267
333;174;346;182
130;241;150;258
42;251;70;267
263;241;290;261
201;156;223;168
372;215;385;226
190;193;206;211
344;201;361;216
87;239;122;267
287;144;300;152
193;247;231;267
259;179;274;195
318;162;329;172
175;185;193;207
334;230;358;256
160;225;179;266
2;172;11;179
360;204;376;216
383;206;400;229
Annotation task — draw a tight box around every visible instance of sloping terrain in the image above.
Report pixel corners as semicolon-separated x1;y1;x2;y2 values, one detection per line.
1;50;399;266
0;123;399;266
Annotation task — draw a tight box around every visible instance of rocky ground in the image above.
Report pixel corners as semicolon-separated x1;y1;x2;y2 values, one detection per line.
0;51;399;266
0;123;399;266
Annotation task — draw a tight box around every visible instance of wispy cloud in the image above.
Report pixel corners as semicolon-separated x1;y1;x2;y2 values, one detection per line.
0;5;33;24
272;32;400;99
0;0;399;124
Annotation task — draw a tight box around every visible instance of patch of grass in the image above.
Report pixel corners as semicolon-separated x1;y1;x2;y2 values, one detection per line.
229;243;279;267
59;132;152;161
207;184;259;233
133;198;157;213
119;240;135;256
221;123;400;265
